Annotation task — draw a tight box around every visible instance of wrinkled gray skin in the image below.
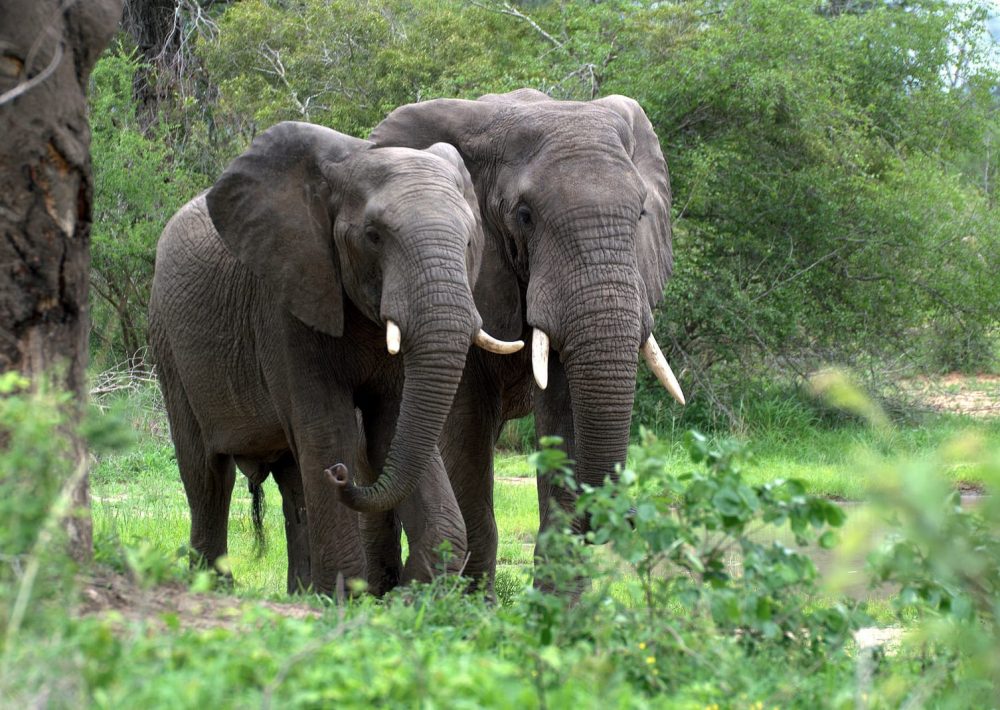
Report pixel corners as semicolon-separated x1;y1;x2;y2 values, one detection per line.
149;121;488;595
368;90;674;594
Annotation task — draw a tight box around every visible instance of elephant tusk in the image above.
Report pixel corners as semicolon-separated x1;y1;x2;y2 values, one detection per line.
474;329;524;355
386;320;401;355
532;328;549;390
640;334;685;405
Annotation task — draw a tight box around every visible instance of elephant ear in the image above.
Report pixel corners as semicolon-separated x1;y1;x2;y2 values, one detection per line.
423;142;486;286
206;121;370;337
368;99;498;160
592;95;674;309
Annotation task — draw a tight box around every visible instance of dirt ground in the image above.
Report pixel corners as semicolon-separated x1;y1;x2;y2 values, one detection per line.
898;373;1000;418
77;569;322;630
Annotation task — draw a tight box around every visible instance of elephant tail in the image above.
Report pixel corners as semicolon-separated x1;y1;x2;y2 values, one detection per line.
249;481;267;558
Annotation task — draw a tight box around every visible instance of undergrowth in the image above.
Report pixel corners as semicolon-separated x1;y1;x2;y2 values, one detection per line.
2;371;998;706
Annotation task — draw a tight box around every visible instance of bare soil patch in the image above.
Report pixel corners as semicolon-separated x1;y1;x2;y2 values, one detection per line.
898;374;999;418
77;569;321;631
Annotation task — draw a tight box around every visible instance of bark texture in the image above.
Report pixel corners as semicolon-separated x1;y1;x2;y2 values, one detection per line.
1;0;124;561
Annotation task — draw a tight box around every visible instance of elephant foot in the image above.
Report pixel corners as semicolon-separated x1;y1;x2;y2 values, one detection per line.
187;549;234;590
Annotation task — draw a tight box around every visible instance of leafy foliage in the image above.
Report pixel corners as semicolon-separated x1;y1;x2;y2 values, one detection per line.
0;373;129;645
91;0;999;411
632;0;998;419
89;47;206;368
867;437;1000;699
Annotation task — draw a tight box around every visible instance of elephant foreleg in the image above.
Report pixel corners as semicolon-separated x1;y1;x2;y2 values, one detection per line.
438;366;505;596
356;405;403;596
396;448;468;584
291;400;366;596
360;398;467;588
532;353;589;597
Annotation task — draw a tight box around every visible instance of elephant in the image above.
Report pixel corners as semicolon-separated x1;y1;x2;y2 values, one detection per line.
148;120;523;595
363;89;685;594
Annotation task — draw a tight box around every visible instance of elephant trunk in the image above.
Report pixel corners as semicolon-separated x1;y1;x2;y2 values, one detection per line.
563;310;640;487
333;273;475;514
537;260;643;534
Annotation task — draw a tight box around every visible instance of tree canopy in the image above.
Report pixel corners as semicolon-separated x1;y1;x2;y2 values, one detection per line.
91;0;1000;424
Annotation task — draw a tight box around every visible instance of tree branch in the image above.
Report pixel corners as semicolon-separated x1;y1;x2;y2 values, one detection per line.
468;1;565;51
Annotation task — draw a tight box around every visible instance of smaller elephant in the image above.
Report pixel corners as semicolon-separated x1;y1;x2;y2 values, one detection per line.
149;121;522;595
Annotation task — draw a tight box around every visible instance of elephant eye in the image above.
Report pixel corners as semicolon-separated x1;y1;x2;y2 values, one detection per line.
516;204;533;228
639;208;647;220
365;227;381;245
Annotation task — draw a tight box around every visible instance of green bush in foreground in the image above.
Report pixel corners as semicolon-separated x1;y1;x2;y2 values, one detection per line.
3;375;1000;707
866;435;1000;705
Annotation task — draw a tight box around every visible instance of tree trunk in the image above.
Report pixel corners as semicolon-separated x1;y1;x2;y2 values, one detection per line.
1;0;124;562
120;0;232;124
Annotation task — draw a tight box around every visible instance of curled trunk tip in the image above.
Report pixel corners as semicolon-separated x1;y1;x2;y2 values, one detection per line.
325;463;349;486
324;463;380;513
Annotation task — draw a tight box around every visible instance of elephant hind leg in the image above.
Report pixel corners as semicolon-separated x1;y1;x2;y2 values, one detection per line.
179;446;236;574
161;382;236;573
152;323;236;576
270;452;312;594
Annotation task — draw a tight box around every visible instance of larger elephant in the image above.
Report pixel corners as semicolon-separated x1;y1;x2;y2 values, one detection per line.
149;121;521;595
366;90;684;592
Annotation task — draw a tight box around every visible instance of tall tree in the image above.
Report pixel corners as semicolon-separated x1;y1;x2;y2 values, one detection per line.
1;0;124;560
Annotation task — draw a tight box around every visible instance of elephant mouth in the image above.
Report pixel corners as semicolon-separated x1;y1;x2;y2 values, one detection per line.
382;318;523;357
530;326;684;404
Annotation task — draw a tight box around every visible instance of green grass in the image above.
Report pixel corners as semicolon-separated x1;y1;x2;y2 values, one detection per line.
90;389;1000;600
500;413;999;499
740;414;1000;498
7;382;999;708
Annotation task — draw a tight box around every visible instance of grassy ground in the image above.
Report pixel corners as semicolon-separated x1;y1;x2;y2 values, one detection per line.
90;381;1000;599
92;443;543;599
4;377;996;707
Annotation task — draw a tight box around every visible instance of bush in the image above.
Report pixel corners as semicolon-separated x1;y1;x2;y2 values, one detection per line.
89;47;206;369
922;318;999;375
866;435;1000;703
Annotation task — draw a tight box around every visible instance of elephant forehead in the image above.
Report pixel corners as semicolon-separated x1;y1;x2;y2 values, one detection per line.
363;177;476;231
496;103;631;156
367;146;455;178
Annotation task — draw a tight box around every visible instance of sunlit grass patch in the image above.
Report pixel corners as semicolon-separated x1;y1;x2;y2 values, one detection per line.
494;452;533;478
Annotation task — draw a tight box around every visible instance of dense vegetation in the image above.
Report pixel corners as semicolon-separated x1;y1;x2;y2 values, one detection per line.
2;372;999;705
90;0;1000;431
3;1;998;706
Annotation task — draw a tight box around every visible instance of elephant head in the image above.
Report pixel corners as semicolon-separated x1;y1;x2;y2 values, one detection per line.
205;121;521;514
370;91;683;525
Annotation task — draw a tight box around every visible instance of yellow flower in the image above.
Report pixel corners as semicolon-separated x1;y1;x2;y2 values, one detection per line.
645;656;656;665
638;642;647;650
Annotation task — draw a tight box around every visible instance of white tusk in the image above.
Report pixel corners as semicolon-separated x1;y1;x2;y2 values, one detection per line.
640;334;685;405
532;328;549;390
474;329;524;355
386;320;401;355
